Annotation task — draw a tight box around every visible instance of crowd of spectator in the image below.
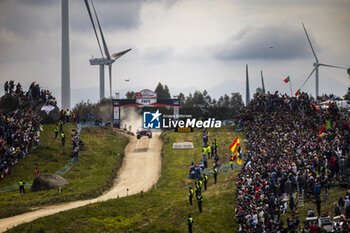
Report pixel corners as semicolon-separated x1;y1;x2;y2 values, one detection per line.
4;81;57;106
0;81;54;182
235;91;350;232
0;106;42;181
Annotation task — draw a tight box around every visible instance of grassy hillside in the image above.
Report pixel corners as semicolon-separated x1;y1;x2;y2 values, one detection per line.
0;123;128;219
8;127;245;232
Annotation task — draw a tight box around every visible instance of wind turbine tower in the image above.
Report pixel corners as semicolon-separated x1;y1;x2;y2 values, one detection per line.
246;64;250;106
61;0;70;110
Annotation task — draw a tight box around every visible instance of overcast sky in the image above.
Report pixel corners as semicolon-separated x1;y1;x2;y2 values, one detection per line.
0;0;349;107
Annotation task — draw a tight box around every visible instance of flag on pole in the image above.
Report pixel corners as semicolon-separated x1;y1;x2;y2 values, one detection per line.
295;89;301;96
232;150;239;161
229;137;240;153
283;76;290;83
237;150;242;165
310;102;320;111
319;120;331;134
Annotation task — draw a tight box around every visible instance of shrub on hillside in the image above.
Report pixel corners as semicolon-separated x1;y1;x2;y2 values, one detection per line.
72;100;96;119
0;94;19;112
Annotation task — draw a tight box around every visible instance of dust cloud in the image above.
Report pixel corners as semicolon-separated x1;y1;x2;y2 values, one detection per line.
120;107;142;134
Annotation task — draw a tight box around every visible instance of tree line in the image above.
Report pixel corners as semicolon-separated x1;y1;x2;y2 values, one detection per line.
127;82;244;120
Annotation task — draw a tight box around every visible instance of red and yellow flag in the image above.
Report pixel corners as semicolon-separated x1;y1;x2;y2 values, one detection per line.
230;137;240;153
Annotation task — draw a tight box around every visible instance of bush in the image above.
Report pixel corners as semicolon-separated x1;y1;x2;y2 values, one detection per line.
72;98;113;122
0;94;19;113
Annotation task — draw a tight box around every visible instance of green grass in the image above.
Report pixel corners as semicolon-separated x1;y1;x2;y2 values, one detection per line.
7;127;245;232
0;123;128;219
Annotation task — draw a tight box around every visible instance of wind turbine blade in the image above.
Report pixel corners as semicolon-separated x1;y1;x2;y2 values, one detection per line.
84;0;104;60
318;63;347;69
111;48;132;60
260;70;265;93
302;23;319;63
300;67;316;90
108;64;112;98
90;0;111;60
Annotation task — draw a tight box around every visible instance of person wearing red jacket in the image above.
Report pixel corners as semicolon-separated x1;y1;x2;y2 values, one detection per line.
309;223;320;233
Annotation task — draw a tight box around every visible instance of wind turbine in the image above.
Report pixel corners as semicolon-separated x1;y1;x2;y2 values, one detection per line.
246;64;250;106
84;0;131;99
302;23;348;99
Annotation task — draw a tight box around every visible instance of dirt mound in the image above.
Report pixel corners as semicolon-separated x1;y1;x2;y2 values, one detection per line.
31;174;69;192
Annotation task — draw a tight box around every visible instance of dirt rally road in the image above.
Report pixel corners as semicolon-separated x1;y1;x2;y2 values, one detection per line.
0;132;162;232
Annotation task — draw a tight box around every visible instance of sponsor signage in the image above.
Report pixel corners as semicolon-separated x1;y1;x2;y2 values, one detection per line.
136;89;157;106
175;127;193;132
172;142;194;150
143;109;222;129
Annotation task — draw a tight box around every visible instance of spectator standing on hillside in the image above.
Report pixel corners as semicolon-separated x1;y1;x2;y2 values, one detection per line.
207;144;211;159
211;142;215;158
54;125;59;138
194;181;200;196
202;130;208;146
4;81;8;94
18;179;25;193
213;138;218;154
309;223;319;233
289;195;295;212
314;182;321;199
34;167;39;176
61;131;66;146
203;173;208;191
316;197;322;216
229;155;234;170
335;203;341;216
196;193;203;213
60;110;65;122
189;187;194;206
202;151;207;168
72;112;76;123
58;120;64;132
198;179;202;193
213;167;218;184
65;109;69;122
188;215;193;233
